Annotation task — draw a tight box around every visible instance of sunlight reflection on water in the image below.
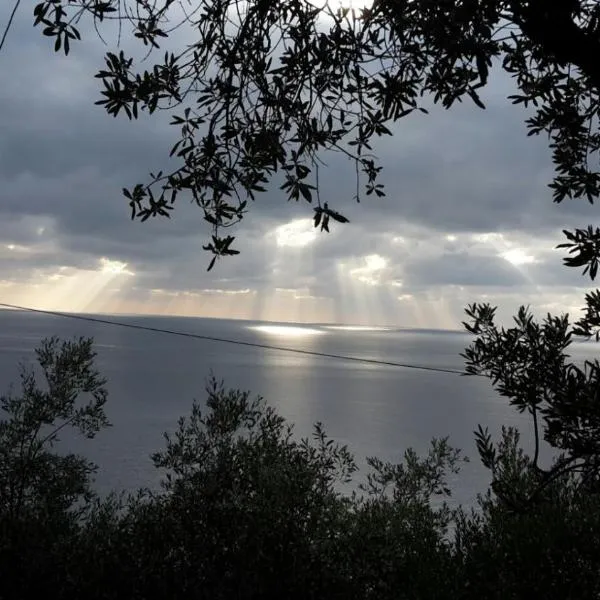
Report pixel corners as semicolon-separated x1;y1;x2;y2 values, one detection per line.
248;324;326;337
324;325;391;332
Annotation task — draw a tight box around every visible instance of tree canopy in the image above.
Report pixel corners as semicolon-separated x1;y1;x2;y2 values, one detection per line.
3;339;600;599
7;0;598;271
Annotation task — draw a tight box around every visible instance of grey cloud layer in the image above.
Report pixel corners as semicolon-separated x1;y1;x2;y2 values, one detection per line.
0;10;596;325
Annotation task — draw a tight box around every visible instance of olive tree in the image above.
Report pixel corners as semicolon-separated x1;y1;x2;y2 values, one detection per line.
0;336;110;600
0;336;110;521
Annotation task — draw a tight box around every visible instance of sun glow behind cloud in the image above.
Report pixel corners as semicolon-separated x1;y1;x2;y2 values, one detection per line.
334;254;401;326
471;232;539;279
501;248;537;266
100;257;134;275
274;219;317;248
258;217;336;324
2;257;135;313
349;254;388;286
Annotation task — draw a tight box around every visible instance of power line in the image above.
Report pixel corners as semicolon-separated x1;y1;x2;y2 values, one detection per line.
0;0;21;53
0;302;470;376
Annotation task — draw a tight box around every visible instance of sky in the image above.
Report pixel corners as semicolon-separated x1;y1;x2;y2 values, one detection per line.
0;2;596;329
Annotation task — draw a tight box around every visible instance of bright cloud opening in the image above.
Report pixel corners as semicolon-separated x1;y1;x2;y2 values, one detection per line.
100;257;134;275
274;219;317;248
5;243;30;253
349;254;388;286
473;232;505;244
472;232;538;268
501;248;537;266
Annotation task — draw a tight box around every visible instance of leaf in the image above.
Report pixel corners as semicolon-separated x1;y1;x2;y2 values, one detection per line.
564;254;589;268
313;210;322;228
33;3;50;26
468;89;486;110
475;52;489;85
298;183;313;203
327;209;349;224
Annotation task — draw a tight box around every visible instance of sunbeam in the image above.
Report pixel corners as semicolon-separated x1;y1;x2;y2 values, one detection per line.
472;232;540;287
144;288;258;319
6;257;135;313
258;218;326;324
335;254;397;326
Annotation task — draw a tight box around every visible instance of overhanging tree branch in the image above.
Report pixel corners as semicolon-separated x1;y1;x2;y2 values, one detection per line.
3;0;598;273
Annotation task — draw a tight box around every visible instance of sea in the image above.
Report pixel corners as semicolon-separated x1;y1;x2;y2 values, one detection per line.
0;308;595;510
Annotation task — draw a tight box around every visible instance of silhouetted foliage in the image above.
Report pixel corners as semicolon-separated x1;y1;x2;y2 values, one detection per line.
463;302;600;510
1;1;600;595
0;337;110;600
2;338;600;599
0;336;109;519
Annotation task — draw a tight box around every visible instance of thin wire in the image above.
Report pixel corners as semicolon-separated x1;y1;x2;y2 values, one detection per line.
0;302;471;376
0;0;21;53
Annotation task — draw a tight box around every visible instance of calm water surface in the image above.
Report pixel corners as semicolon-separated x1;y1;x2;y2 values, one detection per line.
0;309;595;509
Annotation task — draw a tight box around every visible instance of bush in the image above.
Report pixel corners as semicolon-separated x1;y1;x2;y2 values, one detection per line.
1;336;600;600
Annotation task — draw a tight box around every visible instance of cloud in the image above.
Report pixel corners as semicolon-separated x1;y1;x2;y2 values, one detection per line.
0;8;596;327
